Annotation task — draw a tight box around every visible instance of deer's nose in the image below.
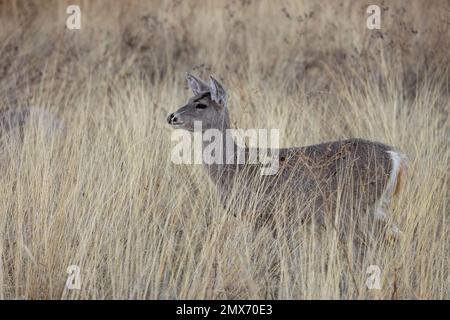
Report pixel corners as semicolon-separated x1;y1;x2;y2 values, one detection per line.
167;113;177;124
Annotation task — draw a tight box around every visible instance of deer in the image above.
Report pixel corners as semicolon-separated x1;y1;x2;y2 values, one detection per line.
167;73;407;255
0;107;61;159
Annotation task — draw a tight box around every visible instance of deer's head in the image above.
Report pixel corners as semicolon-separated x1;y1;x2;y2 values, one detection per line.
167;73;229;132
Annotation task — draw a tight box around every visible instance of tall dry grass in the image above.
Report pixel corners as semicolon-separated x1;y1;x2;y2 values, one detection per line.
0;0;448;299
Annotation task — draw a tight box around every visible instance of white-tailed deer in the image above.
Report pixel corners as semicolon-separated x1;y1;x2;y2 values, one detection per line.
167;73;407;248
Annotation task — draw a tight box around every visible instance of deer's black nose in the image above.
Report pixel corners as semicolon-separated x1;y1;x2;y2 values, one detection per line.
167;113;175;124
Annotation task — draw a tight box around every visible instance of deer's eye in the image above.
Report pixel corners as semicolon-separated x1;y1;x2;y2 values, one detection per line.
196;103;208;109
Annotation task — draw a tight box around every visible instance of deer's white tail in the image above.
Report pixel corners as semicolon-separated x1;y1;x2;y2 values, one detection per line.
385;150;408;202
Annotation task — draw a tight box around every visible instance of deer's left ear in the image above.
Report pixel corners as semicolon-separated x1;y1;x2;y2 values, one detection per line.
209;76;227;107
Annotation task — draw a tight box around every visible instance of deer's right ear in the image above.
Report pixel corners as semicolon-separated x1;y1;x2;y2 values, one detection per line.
186;73;210;95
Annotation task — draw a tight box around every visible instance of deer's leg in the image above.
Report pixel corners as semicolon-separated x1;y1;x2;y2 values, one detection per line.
376;151;407;241
374;206;402;242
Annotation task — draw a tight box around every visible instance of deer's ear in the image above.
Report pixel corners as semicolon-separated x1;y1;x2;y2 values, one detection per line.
186;73;210;95
209;76;227;107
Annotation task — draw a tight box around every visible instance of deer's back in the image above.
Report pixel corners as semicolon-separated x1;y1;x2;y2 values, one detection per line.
234;139;393;220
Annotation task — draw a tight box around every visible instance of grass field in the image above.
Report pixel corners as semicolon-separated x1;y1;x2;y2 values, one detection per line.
0;0;448;299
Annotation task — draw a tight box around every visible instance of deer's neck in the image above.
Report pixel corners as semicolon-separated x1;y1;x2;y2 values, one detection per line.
200;119;243;198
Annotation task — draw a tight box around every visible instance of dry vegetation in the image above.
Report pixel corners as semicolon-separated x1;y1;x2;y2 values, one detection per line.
0;0;448;299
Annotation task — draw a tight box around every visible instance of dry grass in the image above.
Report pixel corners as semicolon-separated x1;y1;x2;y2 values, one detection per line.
0;0;448;299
